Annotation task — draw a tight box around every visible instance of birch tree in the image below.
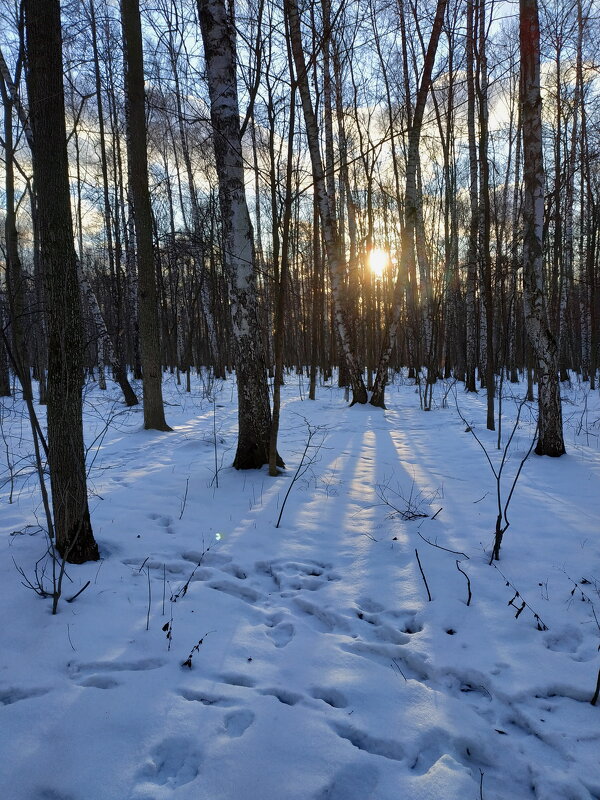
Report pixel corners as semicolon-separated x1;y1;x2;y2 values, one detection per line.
520;0;566;456
196;0;281;468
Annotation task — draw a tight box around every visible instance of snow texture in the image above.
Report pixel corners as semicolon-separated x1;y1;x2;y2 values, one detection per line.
1;371;600;799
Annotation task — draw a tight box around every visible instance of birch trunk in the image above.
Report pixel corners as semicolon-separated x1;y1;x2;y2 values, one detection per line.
520;0;566;456
197;0;281;469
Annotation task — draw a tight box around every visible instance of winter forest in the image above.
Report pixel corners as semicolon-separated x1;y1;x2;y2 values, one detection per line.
1;0;600;798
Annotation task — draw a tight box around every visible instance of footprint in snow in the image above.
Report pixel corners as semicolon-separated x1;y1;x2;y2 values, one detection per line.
220;673;256;688
316;763;379;800
293;597;349;633
265;620;295;648
356;597;385;614
543;628;597;662
259;687;302;706
256;558;339;594
310;686;348;709
0;687;50;705
207;580;262;604
179;689;237;707
332;722;404;762
339;640;429;682
137;735;201;787
77;675;120;690
182;550;231;567
224;709;255;737
354;607;411;646
68;658;165;680
147;512;175;534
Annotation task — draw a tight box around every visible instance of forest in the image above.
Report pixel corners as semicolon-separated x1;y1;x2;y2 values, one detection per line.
1;0;600;798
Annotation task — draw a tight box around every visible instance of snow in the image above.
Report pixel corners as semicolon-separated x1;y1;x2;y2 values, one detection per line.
1;371;599;800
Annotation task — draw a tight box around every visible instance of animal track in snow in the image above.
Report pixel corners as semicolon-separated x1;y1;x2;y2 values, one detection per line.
224;709;255;737
259;687;302;706
122;558;187;577
356;597;385;613
137;735;201;787
147;513;175;535
179;689;237;707
182;550;231;568
68;658;165;679
0;686;50;705
220;672;256;688
340;641;429;682
207;580;262;604
310;686;348;709
543;628;597;662
265;620;295;648
293;598;349;633
77;675;120;690
222;563;247;580
332;722;404;762
354;609;411;646
315;763;379;800
255;558;340;594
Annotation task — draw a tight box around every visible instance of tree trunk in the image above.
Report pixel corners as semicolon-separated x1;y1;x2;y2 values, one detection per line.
520;0;566;456
24;0;99;562
197;0;281;469
285;0;367;405
370;0;447;408
121;0;171;430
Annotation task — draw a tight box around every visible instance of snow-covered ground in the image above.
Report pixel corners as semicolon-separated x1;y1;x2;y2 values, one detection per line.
1;371;599;800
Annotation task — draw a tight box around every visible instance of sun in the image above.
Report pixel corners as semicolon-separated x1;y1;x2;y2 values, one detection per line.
368;247;389;278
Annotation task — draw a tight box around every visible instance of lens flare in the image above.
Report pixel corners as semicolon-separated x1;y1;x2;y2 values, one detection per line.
368;248;389;278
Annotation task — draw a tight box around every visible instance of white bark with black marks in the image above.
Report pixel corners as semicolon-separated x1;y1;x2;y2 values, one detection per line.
520;0;566;456
197;0;280;468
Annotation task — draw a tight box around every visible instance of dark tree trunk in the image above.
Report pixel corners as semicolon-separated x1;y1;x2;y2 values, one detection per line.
121;0;171;430
24;0;99;562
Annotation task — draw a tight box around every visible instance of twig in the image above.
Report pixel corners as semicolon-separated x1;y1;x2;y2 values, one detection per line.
456;561;472;606
212;397;219;489
181;631;215;669
67;624;76;652
415;548;432;601
591;665;600;706
415;528;470;559
146;565;152;631
490;561;548;630
275;418;327;528
171;543;210;602
391;658;407;681
179;477;190;520
66;580;90;603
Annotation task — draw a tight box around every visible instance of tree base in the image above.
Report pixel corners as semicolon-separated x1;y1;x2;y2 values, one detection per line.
234;444;284;470
57;514;100;564
369;390;386;409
